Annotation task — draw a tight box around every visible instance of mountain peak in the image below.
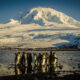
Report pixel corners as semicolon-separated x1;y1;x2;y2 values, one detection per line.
30;7;57;12
15;7;80;26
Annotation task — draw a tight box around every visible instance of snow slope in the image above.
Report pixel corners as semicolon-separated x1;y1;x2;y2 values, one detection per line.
0;7;80;48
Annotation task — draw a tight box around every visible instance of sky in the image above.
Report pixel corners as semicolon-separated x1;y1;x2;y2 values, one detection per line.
0;0;80;23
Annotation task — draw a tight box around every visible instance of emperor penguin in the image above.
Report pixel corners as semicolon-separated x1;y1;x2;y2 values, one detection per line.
46;53;49;66
42;53;46;66
34;53;38;66
15;52;21;66
23;52;27;67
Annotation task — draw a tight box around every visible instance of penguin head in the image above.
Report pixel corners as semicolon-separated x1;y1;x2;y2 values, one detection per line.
53;52;56;55
23;52;26;56
17;52;21;56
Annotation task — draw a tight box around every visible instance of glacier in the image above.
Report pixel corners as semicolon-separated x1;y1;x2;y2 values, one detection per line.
0;7;80;48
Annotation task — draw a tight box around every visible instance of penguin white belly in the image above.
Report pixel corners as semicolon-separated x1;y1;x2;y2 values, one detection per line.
24;56;27;67
16;56;21;65
42;58;46;65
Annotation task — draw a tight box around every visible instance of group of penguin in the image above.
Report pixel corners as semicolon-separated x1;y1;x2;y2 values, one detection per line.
15;51;58;73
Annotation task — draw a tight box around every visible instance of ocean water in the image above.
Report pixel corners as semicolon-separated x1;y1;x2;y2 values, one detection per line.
0;50;80;76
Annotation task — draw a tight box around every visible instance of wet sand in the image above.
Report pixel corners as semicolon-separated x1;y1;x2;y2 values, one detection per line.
0;72;80;80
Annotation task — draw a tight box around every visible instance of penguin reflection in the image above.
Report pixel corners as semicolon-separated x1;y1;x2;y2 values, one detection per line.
52;52;57;72
34;66;38;73
38;53;42;72
46;65;49;72
42;65;46;73
38;53;42;66
15;66;21;75
15;65;27;75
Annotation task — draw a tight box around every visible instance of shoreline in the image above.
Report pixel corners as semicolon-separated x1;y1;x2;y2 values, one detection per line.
0;47;80;51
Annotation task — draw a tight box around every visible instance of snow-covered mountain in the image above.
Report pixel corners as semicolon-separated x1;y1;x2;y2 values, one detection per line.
15;7;80;26
0;7;80;48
